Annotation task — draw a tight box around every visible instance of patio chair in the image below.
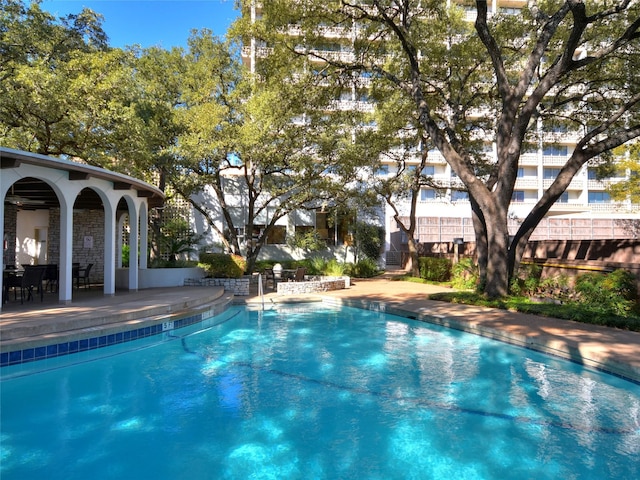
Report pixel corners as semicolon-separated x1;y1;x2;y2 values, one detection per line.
75;263;93;289
264;268;276;291
15;265;46;304
43;264;59;292
294;267;306;282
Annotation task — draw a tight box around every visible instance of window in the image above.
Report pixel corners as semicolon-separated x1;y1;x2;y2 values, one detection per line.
512;190;525;202
376;165;389;176
543;146;567;156
266;225;286;244
588;192;611;203
588;168;599;180
421;189;436;201
517;167;524;178
556;192;569;203
422;165;435;176
451;190;469;201
544;168;561;179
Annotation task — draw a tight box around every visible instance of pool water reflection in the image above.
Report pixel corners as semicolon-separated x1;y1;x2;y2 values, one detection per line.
1;304;639;479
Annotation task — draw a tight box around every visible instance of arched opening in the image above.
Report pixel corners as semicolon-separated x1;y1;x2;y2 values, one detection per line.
72;187;105;290
4;177;60;268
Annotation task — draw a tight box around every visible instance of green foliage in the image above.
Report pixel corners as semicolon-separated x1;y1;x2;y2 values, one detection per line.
287;231;326;252
450;257;478;290
346;258;380;278
198;253;246;278
354;222;384;261
574;269;638;317
324;259;346;276
606;145;640;203
418;257;451;282
158;218;201;264
121;245;130;268
306;256;328;275
510;262;543;296
430;267;640;332
536;275;571;301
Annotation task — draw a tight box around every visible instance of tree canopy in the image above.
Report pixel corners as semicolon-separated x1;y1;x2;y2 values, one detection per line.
250;0;640;296
0;0;145;172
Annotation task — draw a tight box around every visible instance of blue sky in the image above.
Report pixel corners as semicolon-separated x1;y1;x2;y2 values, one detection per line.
40;0;239;49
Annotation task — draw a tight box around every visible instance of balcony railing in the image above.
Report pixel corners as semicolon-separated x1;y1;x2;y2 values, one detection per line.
329;100;374;112
542;178;584;189
515;178;539;189
519;153;539;165
542;156;568;166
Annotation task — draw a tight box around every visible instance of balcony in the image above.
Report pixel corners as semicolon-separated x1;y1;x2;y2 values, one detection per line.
308;49;356;63
241;46;273;59
426;151;447;164
548;202;590;214
542;178;584;190
329;100;374;112
519;153;539;165
542;131;580;144
542;156;569;166
515;178;539;189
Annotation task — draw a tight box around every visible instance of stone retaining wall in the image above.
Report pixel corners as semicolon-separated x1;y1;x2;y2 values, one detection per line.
276;276;349;295
184;277;251;296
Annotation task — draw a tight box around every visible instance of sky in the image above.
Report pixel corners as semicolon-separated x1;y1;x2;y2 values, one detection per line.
40;0;240;49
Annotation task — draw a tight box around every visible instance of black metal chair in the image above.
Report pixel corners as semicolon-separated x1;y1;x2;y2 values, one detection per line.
12;265;47;304
75;263;93;289
43;264;59;292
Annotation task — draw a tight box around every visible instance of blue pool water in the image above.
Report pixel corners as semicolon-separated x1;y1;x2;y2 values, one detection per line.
1;303;639;479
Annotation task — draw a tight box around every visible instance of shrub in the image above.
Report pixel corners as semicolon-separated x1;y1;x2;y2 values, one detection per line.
451;257;478;290
198;253;246;278
354;222;384;261
347;258;380;278
574;269;638;316
418;256;451;282
536;274;571;300
510;262;543;296
324;259;346;276
306;256;329;275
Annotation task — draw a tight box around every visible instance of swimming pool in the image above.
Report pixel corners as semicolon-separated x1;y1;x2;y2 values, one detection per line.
1;303;638;479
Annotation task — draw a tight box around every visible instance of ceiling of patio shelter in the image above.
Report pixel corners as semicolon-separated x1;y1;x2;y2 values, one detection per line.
5;177;111;211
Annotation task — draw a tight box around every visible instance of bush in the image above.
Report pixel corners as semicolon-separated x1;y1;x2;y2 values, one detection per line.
354;222;384;261
574;269;638;316
451;257;478;290
510;262;543;296
347;258;380;278
198;253;246;278
418;256;451;282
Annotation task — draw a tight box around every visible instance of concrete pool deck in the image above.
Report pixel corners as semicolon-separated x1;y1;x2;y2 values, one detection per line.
1;275;639;383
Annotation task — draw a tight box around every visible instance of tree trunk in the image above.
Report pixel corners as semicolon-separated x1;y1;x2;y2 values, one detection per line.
470;195;510;298
406;237;420;277
484;217;510;298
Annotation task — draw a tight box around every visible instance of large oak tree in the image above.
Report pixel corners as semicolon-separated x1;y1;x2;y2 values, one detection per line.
254;0;640;297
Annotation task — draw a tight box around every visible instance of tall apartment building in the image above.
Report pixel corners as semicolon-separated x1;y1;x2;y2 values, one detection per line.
236;1;639;264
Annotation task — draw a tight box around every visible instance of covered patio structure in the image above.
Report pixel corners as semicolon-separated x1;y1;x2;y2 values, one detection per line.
1;147;164;310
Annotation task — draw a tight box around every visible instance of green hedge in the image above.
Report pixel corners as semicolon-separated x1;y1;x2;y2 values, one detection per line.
418;256;452;282
198;253;246;278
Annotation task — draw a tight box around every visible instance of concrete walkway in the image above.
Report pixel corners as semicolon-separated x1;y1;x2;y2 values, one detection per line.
1;276;639;383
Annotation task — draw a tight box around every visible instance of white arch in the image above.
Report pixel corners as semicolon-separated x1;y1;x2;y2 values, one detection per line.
1;148;163;309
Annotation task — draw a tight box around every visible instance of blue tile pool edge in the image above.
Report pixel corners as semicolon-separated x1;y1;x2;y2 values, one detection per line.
0;299;233;368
